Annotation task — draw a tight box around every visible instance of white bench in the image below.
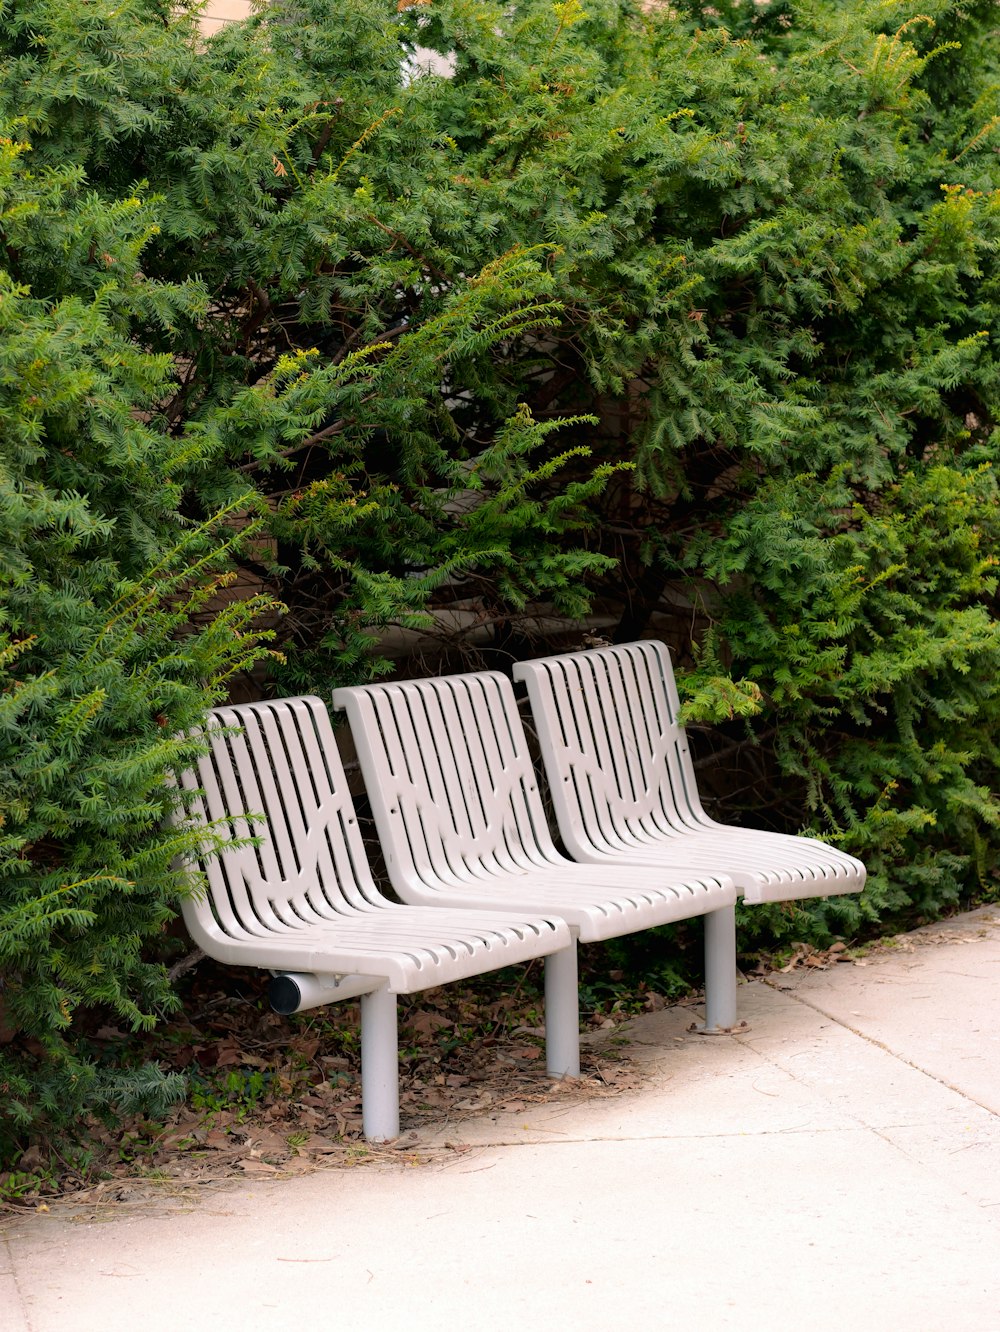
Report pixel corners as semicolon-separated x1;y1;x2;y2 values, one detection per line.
172;695;575;1140
512;639;867;905
332;670;740;1033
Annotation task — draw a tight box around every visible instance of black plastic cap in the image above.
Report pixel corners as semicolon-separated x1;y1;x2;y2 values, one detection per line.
268;974;302;1015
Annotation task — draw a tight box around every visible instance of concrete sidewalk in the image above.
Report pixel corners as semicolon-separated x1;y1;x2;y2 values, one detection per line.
3;907;999;1331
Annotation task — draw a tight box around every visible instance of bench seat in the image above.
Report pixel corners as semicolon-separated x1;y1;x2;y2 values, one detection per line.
513;640;867;905
172;694;574;1139
332;670;739;1032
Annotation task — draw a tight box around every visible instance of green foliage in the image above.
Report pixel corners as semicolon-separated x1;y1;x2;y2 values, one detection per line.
387;0;1000;943
0;131;281;1159
3;0;1000;1163
396;0;1000;930
189;1067;273;1121
0;0;621;1163
0;0;622;693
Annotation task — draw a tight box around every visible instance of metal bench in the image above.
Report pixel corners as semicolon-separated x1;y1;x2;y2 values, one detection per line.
512;639;866;905
172;694;575;1141
332;670;740;1034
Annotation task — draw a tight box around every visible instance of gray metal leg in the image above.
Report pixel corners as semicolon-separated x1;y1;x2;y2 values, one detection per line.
544;944;581;1078
360;985;399;1141
703;903;738;1031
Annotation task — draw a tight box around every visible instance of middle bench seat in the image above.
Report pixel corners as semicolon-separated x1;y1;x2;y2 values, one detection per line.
332;668;740;1052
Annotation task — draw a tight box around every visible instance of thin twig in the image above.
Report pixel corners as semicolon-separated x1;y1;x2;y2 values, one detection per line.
168;948;206;983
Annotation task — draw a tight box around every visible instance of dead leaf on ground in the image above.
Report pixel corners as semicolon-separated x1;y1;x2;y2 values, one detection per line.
238;1159;278;1175
5;962;649;1212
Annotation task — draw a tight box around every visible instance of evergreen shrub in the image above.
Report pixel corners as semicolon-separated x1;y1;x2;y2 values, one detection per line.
0;0;619;1160
399;0;1000;944
2;0;1000;1161
0;134;280;1158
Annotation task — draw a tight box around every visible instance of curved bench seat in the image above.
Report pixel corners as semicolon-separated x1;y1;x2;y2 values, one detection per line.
172;695;573;1139
332;670;739;1028
512;640;866;906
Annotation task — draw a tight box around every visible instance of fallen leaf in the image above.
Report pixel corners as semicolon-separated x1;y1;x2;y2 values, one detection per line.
455;1092;493;1111
509;1045;543;1060
247;1129;290;1156
405;1010;453;1036
299;1135;339;1155
212;1041;245;1067
238;1159;278;1174
289;1037;321;1060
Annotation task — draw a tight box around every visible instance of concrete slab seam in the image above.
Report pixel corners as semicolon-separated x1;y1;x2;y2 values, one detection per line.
424;1125;878;1153
763;977;1000;1120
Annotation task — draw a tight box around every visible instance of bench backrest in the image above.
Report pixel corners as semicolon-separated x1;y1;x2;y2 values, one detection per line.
174;696;381;947
512;640;709;860
332;671;561;897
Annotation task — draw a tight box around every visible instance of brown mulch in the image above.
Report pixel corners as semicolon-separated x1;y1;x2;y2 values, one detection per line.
18;913;986;1214
752;908;1000;977
2;960;653;1215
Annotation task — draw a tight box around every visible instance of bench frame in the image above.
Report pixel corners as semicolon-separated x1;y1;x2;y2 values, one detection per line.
172;639;859;1140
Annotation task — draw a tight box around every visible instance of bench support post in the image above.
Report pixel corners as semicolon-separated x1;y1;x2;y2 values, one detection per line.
544;944;581;1078
361;985;399;1141
703;904;738;1032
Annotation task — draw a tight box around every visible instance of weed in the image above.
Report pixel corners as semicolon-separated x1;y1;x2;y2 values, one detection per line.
188;1068;273;1121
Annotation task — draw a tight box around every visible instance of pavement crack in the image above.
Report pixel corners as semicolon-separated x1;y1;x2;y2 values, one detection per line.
766;978;999;1120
